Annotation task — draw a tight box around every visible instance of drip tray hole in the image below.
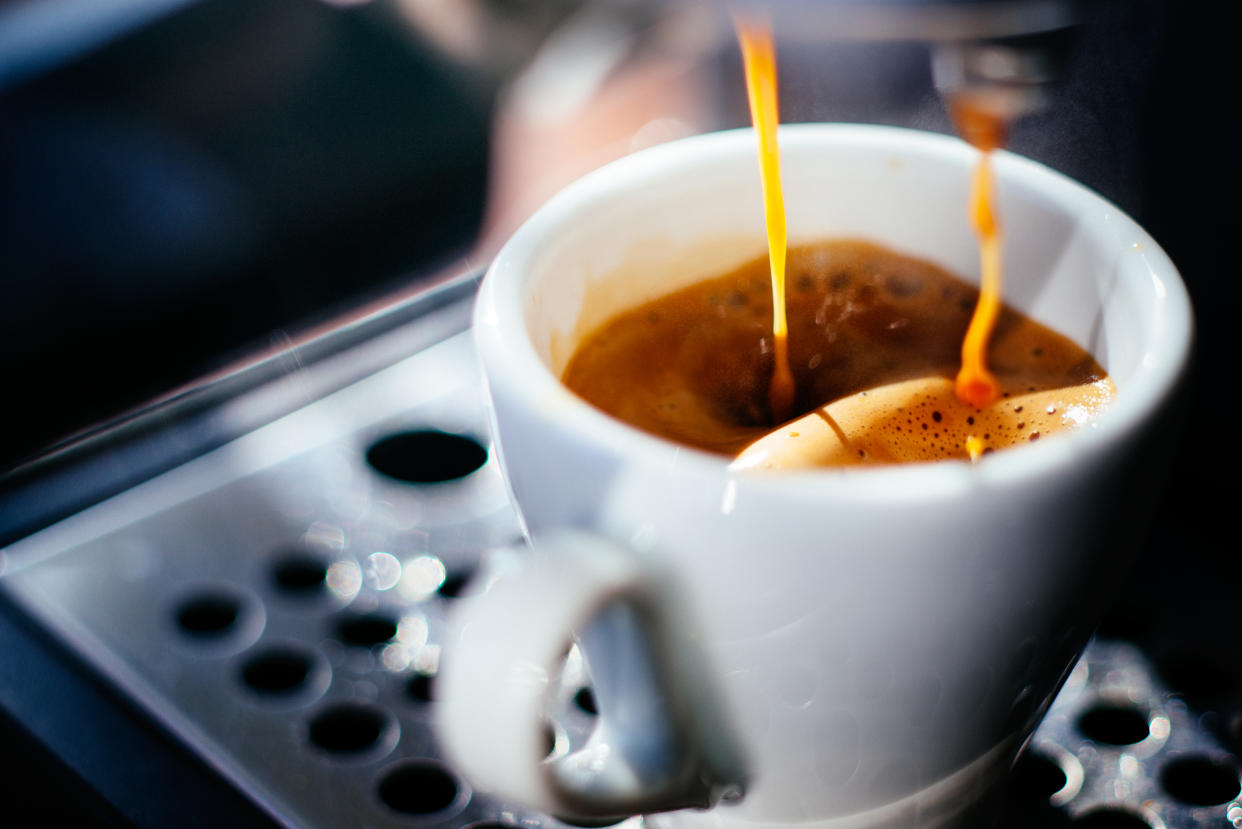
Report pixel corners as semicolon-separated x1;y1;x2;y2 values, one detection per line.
1010;750;1067;800
336;613;398;647
377;760;461;815
175;593;240;636
406;673;437;703
272;554;329;596
1077;702;1150;746
308;704;391;754
241;648;312;694
1160;755;1241;806
366;430;488;484
438;570;475;599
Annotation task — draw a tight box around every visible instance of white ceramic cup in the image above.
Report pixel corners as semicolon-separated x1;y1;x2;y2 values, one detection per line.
437;125;1192;829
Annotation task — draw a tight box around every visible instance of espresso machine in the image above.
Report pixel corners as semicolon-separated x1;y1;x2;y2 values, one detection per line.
1;0;1237;826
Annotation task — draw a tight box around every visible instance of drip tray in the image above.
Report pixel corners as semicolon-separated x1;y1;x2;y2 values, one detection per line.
2;288;1239;828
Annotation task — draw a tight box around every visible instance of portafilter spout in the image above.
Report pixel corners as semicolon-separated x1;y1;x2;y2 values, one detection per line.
733;0;1092;125
395;0;1094;132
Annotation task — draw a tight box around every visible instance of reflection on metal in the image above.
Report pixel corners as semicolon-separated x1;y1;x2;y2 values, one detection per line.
400;555;448;601
326;559;363;601
366;552;404;592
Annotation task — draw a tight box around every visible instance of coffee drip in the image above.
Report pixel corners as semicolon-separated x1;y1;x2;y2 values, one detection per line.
952;97;1009;411
736;16;795;423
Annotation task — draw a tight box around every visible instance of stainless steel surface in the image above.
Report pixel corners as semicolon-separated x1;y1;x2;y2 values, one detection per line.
2;287;1239;827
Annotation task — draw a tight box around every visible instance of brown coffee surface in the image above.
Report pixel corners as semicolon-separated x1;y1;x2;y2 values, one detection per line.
562;239;1115;467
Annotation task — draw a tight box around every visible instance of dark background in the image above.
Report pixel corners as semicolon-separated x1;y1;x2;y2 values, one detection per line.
0;0;492;475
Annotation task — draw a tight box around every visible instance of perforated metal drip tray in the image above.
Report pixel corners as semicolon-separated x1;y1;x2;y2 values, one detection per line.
2;283;1239;829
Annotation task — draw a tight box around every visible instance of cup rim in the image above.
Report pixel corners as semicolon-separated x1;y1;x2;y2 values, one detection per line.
475;124;1193;500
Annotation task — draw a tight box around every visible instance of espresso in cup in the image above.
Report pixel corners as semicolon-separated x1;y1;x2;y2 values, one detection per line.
564;239;1114;468
443;125;1193;829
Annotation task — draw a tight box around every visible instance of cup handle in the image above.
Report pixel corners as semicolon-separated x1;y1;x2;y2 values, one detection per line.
437;529;748;823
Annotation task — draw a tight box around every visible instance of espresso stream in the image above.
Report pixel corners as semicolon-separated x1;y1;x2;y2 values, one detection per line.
562;240;1115;469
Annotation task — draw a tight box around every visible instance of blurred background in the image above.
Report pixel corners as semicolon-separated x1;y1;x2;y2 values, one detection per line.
0;0;1238;825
